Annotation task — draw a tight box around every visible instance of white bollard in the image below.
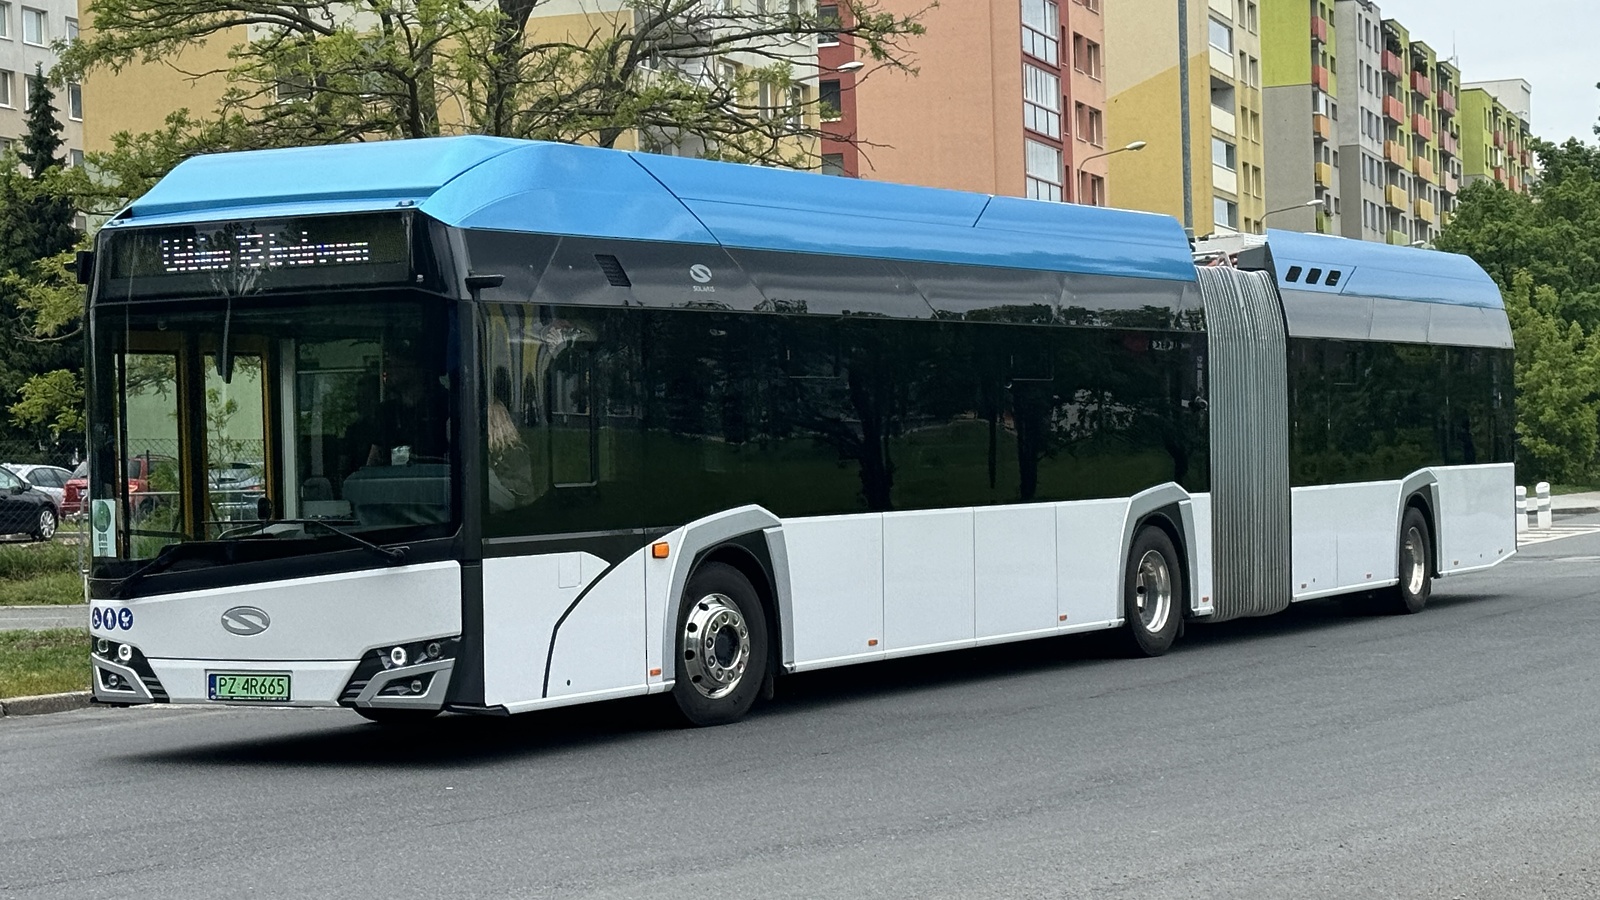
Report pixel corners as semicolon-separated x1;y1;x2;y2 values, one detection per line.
1516;485;1529;533
1536;481;1553;529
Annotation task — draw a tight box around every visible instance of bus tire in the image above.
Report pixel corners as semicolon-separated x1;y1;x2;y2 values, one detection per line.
1384;507;1432;615
354;706;441;726
1122;525;1183;657
671;561;769;727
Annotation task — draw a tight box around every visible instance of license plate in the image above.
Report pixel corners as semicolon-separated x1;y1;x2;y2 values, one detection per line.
207;672;291;702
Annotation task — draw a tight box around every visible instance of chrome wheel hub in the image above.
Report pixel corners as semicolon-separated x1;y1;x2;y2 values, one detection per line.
682;594;750;700
39;511;55;539
1135;550;1172;634
1403;526;1426;595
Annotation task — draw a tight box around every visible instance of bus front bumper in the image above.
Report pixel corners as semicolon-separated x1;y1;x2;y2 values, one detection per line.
90;639;457;711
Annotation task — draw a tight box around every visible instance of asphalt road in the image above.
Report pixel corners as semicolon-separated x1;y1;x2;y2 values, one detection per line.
6;524;1600;899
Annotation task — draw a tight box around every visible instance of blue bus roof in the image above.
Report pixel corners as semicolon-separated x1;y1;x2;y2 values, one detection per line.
1264;228;1503;309
115;136;1199;284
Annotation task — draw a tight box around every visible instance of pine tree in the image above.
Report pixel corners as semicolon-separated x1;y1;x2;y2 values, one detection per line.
18;64;63;178
2;65;76;271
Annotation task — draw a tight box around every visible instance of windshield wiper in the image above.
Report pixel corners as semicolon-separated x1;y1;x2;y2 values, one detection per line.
218;518;408;565
110;542;219;599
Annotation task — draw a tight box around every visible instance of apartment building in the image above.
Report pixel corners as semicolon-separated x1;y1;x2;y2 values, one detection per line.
824;0;1111;205
1261;0;1340;236
0;0;82;163
1105;0;1265;235
1461;78;1533;193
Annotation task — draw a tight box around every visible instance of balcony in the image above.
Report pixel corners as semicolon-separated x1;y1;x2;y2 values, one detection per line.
1493;166;1505;183
1383;95;1404;123
1411;71;1431;96
1313;113;1332;142
1210;45;1235;78
1413;155;1434;182
1439;131;1459;156
1388;230;1410;246
1386;184;1409;209
1312;64;1331;92
1385;140;1409;167
1443;172;1460;194
1211;103;1236;135
1311;15;1328;44
1315;161;1334;188
1493;130;1504;148
1437;89;1457;115
1415;197;1435;222
1382;50;1402;79
1507;141;1519;160
1316;210;1334;234
1212;164;1238;196
1411;113;1433;140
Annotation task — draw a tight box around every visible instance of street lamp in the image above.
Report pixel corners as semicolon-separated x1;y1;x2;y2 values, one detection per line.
834;60;864;73
1079;140;1148;166
1263;199;1323;219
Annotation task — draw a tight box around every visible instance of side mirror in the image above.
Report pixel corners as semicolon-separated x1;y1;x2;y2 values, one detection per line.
9;483;23;495
256;496;274;521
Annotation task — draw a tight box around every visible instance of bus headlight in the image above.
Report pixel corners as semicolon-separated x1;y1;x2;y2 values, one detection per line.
388;646;408;668
117;643;134;663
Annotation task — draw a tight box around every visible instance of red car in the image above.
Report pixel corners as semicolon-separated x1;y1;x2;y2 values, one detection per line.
61;455;172;518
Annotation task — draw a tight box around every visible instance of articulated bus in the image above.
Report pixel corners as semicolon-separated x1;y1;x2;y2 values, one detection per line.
85;137;1514;725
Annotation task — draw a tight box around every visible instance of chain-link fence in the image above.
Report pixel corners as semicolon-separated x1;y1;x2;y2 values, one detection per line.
0;438;84;472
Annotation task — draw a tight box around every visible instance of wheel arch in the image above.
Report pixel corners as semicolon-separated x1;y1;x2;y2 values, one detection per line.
657;506;791;686
1397;471;1442;577
1119;484;1197;619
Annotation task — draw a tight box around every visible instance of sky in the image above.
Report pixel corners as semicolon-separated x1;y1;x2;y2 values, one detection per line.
1380;0;1596;144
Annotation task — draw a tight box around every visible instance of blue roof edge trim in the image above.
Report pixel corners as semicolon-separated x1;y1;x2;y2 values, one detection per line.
117;137;1199;284
1264;228;1503;309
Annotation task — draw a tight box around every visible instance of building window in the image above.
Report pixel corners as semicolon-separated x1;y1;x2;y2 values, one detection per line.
1078;172;1106;206
786;85;805;129
1025;139;1063;202
1023;64;1061;138
1021;0;1059;65
20;5;41;44
1072;103;1103;146
1077;0;1099;12
0;70;10;107
820;153;845;176
0;3;9;39
69;148;82;167
1211;137;1236;171
1072;34;1102;79
819;78;841;121
68;82;81;120
1208;16;1231;52
817;4;839;45
64;16;75;41
1213;197;1239;230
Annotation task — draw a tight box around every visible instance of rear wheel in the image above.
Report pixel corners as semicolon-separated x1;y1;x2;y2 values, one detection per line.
671;562;769;726
1122;525;1184;657
31;508;56;542
1383;507;1432;615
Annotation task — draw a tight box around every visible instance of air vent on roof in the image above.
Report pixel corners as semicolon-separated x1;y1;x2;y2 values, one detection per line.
1306;268;1323;285
1325;270;1342;286
595;254;632;287
1285;265;1303;283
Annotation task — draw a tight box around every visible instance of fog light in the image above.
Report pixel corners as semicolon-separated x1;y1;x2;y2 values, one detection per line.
106;673;121;687
389;646;408;667
410;679;424;694
425;642;441;659
117;643;133;663
96;638;109;655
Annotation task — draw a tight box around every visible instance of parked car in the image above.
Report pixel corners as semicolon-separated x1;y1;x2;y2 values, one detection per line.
60;461;89;518
61;455;175;519
209;462;267;522
4;464;73;513
0;466;59;540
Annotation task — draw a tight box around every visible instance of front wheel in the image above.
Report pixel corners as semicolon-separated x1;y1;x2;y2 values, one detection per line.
671;562;769;726
32;508;56;542
1383;507;1433;615
1121;524;1184;657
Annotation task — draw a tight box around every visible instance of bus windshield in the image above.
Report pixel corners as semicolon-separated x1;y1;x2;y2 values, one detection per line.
88;292;458;569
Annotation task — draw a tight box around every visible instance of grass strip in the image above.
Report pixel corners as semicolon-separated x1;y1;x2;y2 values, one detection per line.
0;540;84;606
0;628;88;700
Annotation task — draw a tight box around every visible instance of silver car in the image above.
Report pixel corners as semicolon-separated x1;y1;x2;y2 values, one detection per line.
3;464;73;513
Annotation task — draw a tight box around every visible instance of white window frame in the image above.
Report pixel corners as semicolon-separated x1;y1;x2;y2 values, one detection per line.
1021;0;1059;65
817;3;839;46
67;81;81;120
0;2;10;40
20;5;42;45
1023;64;1061;139
1025;138;1063;202
1208;16;1231;53
0;70;11;107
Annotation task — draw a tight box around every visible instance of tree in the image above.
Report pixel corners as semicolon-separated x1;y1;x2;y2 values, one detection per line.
0;65;84;451
1438;110;1600;482
62;0;929;167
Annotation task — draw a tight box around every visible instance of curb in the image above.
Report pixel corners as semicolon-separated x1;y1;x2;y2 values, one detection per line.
1554;507;1600;517
0;691;92;718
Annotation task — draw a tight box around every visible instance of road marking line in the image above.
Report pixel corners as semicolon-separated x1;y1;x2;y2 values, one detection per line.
1519;524;1600;546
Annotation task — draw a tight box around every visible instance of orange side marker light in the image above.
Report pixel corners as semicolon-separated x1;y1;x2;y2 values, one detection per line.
651;542;670;559
867;639;879;647
649;668;662;677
